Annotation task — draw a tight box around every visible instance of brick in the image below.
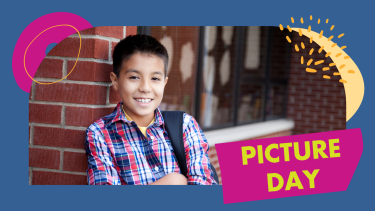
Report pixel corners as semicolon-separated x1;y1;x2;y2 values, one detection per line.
65;107;114;127
35;59;63;78
48;38;109;60
67;61;112;82
29;148;60;169
35;83;107;105
29;104;62;124
34;126;86;149
80;26;124;39
63;152;87;172
109;86;122;104
32;171;86;185
126;26;137;37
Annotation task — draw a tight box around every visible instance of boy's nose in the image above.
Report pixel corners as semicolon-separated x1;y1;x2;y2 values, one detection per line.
139;79;151;93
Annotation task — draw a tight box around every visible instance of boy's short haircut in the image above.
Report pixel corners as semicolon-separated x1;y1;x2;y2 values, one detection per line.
112;34;169;78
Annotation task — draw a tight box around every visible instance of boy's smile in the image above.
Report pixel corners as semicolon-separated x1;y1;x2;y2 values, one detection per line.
110;52;168;127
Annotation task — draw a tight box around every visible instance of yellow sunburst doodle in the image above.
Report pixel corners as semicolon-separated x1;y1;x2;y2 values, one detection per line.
310;15;313;20
331;43;337;47
341;46;347;49
323;75;331;79
329;63;336;66
291;17;294;23
326;19;329;23
328;35;334;41
325;52;331;57
310;36;313;43
339;64;346;69
301;42;305;49
318;46;324;53
344;56;350;59
295;44;299;52
331;25;335;30
318;18;320;24
339;79;347;83
319;30;323;38
333;72;341;75
287;25;292;32
308;25;311;32
336;53;342;57
306;68;317;73
299;28;302;36
323;67;330;71
338;33;345;38
279;24;284;31
307;58;313;66
301;56;304;64
286;36;292;43
301;17;304;24
348;70;355;73
309;48;314;55
315;60;324;65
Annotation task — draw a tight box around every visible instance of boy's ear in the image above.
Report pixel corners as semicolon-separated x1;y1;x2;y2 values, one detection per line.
164;77;168;86
110;72;119;91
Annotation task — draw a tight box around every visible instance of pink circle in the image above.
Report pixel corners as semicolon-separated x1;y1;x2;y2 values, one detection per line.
12;12;92;93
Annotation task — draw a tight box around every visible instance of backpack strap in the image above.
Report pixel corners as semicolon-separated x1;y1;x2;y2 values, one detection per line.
161;111;219;183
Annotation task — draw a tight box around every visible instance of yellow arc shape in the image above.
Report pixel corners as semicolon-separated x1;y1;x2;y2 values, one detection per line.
24;24;81;85
292;28;364;122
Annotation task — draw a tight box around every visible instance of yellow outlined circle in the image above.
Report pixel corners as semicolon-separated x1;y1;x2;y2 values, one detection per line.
23;24;81;85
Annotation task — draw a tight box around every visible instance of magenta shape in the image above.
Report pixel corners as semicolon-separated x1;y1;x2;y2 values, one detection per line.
215;128;363;204
12;12;92;93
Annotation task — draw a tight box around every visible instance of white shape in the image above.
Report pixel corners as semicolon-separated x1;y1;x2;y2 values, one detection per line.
155;166;159;171
219;50;230;86
222;26;234;46
150;136;154;140
161;26;167;31
159;36;173;76
179;42;195;83
244;26;261;69
207;26;217;51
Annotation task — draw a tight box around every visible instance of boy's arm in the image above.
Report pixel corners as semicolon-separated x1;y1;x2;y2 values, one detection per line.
183;115;218;185
85;127;121;185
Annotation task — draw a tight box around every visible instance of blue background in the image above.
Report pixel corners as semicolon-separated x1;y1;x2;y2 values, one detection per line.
1;0;374;210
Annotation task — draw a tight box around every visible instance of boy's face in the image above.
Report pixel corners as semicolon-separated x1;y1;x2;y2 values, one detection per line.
110;52;168;121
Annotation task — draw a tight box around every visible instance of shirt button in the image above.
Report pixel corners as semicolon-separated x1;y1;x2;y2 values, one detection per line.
155;166;159;171
150;136;155;140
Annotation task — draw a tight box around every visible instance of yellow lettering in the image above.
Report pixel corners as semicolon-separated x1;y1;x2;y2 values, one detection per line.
265;144;279;163
257;145;264;164
294;141;311;161
267;173;284;192
280;142;293;161
285;171;304;190
312;140;328;159
329;139;340;158
242;146;256;165
302;169;320;188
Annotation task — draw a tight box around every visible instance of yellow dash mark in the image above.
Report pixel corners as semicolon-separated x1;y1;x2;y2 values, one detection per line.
329;63;336;67
336;53;342;57
309;48;314;55
301;42;305;49
301;17;304;24
338;33;345;38
301;56;304;64
286;36;292;43
318;46;324;53
339;79;347;83
291;17;294;23
333;72;341;75
279;24;284;31
295;44;299;52
328;35;334;41
308;25;311;32
307;59;313;66
310;36;313;43
326;19;329;23
323;75;331;79
287;25;292;32
299;28;302;36
306;68;317;73
330;25;335;30
331;43;337;47
319;30;323;38
323;67;330;71
341;46;347;49
344;56;350;59
310;15;313;20
314;60;324;65
325;52;331;57
318;18;320;24
339;64;345;69
348;70;355;73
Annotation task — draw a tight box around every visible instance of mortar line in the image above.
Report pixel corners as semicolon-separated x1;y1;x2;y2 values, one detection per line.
30;125;34;146
32;77;112;86
31;81;36;100
61;106;66;126
45;55;113;64
123;26;126;39
60;149;64;171
62;60;67;77
29;167;33;185
29;123;87;131
69;34;120;42
30;167;87;176
30;145;86;153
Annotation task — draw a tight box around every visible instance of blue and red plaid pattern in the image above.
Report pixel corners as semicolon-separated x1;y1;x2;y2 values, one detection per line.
85;102;218;185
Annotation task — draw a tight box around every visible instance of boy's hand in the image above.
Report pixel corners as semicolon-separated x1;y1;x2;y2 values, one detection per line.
149;173;187;185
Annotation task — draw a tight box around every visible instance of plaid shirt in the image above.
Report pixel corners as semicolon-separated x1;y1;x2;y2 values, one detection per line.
85;102;218;185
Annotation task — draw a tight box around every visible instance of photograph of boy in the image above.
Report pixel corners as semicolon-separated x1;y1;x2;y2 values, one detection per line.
85;34;218;185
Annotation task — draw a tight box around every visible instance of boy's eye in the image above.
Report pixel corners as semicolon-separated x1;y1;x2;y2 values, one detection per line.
152;77;161;81
129;76;139;80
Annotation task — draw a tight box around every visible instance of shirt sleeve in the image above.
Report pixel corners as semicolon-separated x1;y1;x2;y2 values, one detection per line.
85;126;122;185
183;114;218;185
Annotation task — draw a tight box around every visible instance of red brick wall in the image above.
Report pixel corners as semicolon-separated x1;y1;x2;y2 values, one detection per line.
29;26;137;185
287;31;346;135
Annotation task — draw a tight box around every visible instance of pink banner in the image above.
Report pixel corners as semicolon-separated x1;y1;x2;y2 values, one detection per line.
215;128;363;204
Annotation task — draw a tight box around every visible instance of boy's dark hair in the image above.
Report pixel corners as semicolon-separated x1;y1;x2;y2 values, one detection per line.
112;34;169;78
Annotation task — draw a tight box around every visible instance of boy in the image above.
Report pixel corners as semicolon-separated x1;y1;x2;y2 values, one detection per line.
85;34;218;185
